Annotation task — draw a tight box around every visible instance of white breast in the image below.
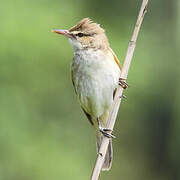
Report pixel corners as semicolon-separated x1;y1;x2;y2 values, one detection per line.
71;49;120;118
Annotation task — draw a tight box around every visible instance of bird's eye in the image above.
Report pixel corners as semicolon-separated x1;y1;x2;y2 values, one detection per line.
76;33;84;37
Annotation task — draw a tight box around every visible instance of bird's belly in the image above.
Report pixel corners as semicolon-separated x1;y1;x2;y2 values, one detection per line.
78;75;110;117
72;61;119;118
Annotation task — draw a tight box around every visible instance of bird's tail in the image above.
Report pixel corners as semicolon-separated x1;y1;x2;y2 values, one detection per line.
96;135;113;171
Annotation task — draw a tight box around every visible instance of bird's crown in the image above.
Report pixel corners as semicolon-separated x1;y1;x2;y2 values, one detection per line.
69;18;105;36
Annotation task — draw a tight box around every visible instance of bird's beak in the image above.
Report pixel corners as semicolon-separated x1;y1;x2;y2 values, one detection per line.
52;29;70;37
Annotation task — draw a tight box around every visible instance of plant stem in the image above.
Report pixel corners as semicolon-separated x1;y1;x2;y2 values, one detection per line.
90;0;149;179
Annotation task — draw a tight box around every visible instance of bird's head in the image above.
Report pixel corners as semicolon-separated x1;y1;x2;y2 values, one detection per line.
52;18;109;51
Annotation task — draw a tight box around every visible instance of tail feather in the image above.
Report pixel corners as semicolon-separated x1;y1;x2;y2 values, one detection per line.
96;135;113;171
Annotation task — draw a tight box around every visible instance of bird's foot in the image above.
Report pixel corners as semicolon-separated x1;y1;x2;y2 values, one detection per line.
97;118;116;138
99;127;116;138
119;94;127;99
119;78;128;89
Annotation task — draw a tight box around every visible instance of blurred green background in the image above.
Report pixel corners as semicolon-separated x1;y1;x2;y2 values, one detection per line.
0;0;179;179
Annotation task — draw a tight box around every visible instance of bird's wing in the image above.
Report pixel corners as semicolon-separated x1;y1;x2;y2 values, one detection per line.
81;107;94;126
71;69;77;94
71;67;94;126
109;48;122;70
109;49;121;101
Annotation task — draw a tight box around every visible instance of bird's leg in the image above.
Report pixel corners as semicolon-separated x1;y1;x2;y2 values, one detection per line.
97;118;116;138
119;78;128;89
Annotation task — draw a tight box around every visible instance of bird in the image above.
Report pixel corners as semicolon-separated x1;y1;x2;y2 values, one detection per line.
52;18;127;171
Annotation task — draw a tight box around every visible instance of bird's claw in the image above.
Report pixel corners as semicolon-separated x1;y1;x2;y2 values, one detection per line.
97;118;116;138
99;128;116;139
101;128;112;132
119;78;128;89
119;95;127;99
